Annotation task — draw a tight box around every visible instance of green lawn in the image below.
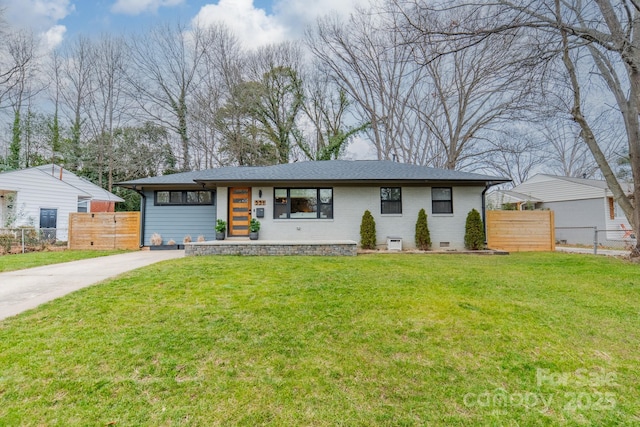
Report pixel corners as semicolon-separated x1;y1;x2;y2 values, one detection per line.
0;250;125;272
0;253;638;425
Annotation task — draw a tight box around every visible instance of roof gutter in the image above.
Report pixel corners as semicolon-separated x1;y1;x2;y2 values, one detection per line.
131;186;146;248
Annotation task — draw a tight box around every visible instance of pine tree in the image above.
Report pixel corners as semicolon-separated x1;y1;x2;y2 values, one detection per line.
360;210;377;249
415;208;431;250
8;110;21;170
464;208;485;250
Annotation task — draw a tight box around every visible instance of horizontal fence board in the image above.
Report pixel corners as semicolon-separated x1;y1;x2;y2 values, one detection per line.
69;212;140;250
487;211;555;252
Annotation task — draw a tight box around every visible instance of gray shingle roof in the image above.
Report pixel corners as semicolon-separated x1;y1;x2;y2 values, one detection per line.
118;160;510;187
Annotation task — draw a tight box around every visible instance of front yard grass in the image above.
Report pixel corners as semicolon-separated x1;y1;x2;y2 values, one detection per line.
0;252;638;425
0;250;125;272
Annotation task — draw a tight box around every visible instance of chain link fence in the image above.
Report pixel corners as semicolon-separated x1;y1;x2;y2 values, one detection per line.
555;226;636;254
0;228;67;254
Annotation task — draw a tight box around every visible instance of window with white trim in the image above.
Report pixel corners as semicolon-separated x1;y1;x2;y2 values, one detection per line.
380;187;402;214
432;187;453;214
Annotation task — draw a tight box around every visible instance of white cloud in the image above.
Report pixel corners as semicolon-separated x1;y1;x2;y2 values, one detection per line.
111;0;185;15
3;0;74;30
272;0;363;39
41;25;67;51
192;0;287;48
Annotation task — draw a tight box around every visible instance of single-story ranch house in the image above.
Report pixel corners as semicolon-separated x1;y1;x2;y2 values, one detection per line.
117;160;509;250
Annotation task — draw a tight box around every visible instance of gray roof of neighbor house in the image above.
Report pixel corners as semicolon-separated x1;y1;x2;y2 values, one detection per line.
117;160;510;188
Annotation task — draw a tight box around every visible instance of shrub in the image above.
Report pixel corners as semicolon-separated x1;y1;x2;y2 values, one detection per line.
415;208;431;250
183;235;192;243
167;239;176;246
249;218;261;232
150;233;162;246
197;235;205;242
215;219;226;232
360;210;377;249
464;208;485;250
0;233;14;254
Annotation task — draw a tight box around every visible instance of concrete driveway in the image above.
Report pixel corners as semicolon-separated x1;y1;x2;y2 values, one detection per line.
0;250;184;321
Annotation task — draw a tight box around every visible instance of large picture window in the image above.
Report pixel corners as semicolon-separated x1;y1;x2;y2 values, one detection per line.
432;187;453;214
380;187;402;214
274;188;333;219
155;191;213;206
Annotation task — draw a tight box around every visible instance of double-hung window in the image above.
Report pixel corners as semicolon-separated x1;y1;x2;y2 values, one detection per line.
380;187;402;214
274;188;333;219
432;187;453;214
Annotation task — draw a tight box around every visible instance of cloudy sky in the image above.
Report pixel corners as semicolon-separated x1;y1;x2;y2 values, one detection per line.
1;0;374;159
2;0;363;49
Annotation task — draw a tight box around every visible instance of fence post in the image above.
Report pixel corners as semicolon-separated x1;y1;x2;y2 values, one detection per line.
593;227;598;255
21;228;25;254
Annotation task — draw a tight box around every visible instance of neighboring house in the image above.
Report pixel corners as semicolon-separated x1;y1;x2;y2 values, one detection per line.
117;160;509;250
0;164;124;240
488;174;635;245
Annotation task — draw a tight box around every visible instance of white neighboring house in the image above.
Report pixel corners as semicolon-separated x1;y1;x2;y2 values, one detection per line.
488;174;635;245
0;164;124;241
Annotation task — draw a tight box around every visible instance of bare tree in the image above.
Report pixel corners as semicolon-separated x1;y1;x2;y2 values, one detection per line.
299;68;368;160
5;30;38;169
84;35;129;191
417;35;536;170
126;22;206;171
307;10;433;164
394;0;640;255
58;35;96;170
483;131;547;185
190;24;243;169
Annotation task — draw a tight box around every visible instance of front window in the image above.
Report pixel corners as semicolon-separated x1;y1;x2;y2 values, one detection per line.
380;187;402;214
155;191;214;206
432;187;453;214
274;188;333;219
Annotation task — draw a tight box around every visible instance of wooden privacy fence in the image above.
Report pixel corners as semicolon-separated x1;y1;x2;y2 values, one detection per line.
487;210;555;252
68;212;140;250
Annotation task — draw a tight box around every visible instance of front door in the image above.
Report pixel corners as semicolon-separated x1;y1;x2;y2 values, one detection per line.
228;187;251;236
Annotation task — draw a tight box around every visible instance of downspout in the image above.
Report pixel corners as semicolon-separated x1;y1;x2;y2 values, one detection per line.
132;186;146;248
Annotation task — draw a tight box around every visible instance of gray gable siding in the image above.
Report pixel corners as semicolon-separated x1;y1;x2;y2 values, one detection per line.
142;191;216;245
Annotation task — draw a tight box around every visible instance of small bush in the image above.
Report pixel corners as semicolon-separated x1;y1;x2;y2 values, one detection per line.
360;210;377;249
0;233;14;254
167;239;176;246
183;235;192;243
464;208;485;250
415;208;431;250
150;233;162;246
197;235;205;242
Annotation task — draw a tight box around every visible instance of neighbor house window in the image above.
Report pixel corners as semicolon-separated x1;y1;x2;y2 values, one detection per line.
274;188;333;219
432;187;453;214
155;191;213;206
381;187;402;214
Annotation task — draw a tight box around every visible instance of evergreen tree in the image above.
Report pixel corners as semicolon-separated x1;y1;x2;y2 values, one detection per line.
360;210;377;249
415;208;431;250
464;208;485;250
8;110;21;170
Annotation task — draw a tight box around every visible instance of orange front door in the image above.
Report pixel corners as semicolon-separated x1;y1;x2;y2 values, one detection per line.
228;187;251;236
